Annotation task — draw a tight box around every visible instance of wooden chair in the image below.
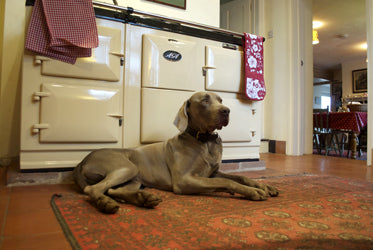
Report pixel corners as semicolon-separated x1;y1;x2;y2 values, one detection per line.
313;108;342;156
313;109;327;154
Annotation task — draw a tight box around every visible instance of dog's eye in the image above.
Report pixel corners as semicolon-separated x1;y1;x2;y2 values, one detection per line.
217;98;223;103
202;98;209;104
201;95;210;104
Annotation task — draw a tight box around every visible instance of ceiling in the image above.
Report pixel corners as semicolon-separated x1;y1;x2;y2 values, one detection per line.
312;0;367;71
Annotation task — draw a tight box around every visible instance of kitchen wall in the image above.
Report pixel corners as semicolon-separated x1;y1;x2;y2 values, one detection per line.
366;0;373;166
0;1;3;69
263;0;313;155
262;0;292;144
341;59;368;97
0;0;25;165
99;0;220;27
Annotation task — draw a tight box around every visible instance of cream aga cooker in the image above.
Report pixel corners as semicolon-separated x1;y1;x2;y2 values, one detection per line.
20;2;262;170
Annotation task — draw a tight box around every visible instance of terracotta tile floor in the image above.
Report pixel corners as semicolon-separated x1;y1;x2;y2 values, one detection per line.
0;153;371;249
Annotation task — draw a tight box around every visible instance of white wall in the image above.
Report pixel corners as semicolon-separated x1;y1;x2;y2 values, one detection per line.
366;0;372;166
298;0;314;155
220;0;253;33
0;0;25;165
99;0;220;27
263;0;292;142
341;59;368;97
263;0;313;155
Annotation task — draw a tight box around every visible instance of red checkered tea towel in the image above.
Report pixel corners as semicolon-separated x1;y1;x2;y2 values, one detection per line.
25;0;98;64
243;33;266;101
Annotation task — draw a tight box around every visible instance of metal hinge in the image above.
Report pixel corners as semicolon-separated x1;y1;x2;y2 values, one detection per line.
34;56;51;65
32;123;50;134
32;91;51;101
202;65;216;76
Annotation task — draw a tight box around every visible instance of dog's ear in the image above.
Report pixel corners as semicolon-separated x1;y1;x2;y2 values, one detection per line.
173;100;189;132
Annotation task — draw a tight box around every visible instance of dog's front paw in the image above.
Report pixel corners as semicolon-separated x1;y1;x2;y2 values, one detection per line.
266;184;279;197
255;183;279;197
245;188;268;201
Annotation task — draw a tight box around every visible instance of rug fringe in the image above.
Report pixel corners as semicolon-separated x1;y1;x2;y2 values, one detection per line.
50;194;82;250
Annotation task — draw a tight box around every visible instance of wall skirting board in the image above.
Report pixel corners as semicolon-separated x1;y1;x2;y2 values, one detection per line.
268;140;286;154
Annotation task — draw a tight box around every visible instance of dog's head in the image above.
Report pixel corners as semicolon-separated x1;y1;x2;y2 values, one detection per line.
174;92;230;133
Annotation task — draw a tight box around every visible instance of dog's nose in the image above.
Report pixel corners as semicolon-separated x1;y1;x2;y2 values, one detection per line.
220;107;230;115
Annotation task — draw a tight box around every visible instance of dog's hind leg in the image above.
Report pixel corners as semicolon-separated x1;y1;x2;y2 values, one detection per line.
84;166;138;214
107;182;163;208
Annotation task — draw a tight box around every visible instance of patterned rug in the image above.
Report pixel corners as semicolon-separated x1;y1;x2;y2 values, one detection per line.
51;175;373;249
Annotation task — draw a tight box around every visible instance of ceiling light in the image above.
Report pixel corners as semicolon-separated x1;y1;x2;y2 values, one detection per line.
360;42;368;50
313;21;323;29
313;30;319;45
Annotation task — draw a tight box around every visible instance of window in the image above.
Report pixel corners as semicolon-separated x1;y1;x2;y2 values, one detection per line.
321;96;331;111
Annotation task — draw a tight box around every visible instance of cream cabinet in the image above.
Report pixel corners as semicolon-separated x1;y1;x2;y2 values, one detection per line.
20;18;125;169
20;14;263;169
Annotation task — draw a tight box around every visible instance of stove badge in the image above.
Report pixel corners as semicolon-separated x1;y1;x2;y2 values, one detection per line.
163;50;182;62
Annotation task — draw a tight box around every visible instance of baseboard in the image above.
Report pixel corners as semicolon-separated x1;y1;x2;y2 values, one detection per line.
268;140;286;154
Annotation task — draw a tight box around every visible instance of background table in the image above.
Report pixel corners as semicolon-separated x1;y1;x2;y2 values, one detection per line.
313;112;368;159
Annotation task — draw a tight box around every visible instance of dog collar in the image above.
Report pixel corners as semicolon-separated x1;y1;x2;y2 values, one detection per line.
185;126;219;143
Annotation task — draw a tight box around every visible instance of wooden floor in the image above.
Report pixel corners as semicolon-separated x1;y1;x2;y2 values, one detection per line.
0;153;371;249
257;153;372;182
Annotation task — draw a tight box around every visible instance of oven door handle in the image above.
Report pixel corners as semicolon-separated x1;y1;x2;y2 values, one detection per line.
202;65;216;76
110;51;125;57
107;114;124;127
202;65;216;70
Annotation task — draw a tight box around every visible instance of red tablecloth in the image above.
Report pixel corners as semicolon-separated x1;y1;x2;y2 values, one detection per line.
313;112;368;132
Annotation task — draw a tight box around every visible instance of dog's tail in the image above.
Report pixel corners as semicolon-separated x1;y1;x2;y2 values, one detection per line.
73;161;88;192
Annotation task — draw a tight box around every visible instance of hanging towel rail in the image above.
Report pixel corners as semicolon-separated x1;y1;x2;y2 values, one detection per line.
92;1;263;41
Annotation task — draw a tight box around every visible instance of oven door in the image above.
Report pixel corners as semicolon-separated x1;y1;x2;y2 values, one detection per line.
37;19;124;82
140;88;193;143
36;83;122;143
218;96;255;142
204;45;244;93
142;34;200;91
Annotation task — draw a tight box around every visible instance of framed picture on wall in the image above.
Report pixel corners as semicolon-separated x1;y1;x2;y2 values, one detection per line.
146;0;186;9
352;68;367;93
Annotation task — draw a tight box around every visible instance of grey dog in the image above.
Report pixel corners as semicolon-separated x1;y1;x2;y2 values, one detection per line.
73;92;279;213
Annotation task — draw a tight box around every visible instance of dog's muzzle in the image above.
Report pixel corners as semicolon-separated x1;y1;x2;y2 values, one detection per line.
218;107;230;128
